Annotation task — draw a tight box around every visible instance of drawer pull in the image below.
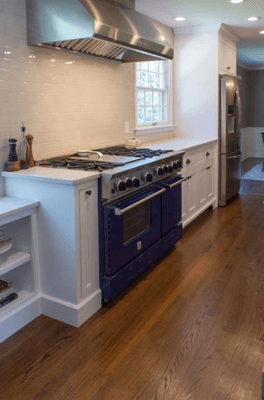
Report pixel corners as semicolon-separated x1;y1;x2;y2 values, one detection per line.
186;159;191;165
206;152;210;157
86;190;92;195
206;166;211;170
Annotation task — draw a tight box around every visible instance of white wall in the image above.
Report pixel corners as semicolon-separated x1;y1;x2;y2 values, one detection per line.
174;29;218;141
0;0;175;196
241;127;264;160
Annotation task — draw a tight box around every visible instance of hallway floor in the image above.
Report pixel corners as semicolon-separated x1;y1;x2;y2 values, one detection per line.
240;157;264;194
1;192;264;400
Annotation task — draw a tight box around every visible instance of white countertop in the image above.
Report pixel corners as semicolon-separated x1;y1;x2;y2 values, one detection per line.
1;167;100;185
139;138;217;152
0;196;39;220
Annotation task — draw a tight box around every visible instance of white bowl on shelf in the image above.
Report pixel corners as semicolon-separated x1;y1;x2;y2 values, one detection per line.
0;239;12;255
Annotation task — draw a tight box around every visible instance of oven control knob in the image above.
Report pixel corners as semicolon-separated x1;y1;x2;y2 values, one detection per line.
132;177;140;188
125;178;132;188
144;172;153;182
167;164;173;173
155;166;163;176
172;160;180;170
162;165;168;174
117;180;126;192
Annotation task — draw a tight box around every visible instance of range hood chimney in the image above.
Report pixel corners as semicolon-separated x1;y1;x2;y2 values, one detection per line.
26;0;174;63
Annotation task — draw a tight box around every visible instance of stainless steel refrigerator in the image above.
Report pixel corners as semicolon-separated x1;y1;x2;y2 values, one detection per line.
218;74;242;207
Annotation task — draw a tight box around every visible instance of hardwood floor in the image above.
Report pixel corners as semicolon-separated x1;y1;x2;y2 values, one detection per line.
1;193;264;400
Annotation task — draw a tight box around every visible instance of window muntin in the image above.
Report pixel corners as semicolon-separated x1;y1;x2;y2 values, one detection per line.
136;61;169;127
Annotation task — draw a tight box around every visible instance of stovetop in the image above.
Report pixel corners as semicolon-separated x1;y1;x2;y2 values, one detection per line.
37;146;175;172
37;145;185;201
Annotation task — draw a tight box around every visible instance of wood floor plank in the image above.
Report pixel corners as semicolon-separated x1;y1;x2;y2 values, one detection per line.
1;192;264;400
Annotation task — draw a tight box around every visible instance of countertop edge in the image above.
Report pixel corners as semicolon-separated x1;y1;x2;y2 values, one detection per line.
0;196;40;221
1;170;100;186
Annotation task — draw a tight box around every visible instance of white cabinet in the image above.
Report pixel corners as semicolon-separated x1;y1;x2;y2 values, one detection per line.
0;197;40;343
218;26;238;77
181;143;217;227
3;174;101;329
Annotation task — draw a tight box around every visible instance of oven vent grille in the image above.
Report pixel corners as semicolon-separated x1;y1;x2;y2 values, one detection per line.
46;38;127;60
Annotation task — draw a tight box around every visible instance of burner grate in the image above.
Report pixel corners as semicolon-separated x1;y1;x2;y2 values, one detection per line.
95;146;173;159
38;158;124;172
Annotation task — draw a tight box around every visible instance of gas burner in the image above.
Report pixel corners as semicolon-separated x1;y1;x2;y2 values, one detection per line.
95;146;173;159
38;159;67;168
38;157;125;172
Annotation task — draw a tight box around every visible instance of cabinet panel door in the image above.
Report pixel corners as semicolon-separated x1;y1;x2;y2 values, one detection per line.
198;163;207;207
206;164;214;201
186;167;198;217
79;183;99;298
219;37;236;76
198;161;214;206
181;170;189;224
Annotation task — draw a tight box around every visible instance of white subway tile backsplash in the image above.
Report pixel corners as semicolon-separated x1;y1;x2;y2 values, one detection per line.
0;0;174;195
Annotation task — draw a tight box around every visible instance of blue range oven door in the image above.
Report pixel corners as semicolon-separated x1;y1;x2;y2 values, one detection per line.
103;186;162;276
161;175;183;236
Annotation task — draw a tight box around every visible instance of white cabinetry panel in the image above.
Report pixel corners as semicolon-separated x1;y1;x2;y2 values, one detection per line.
218;26;238;77
0;198;40;343
79;182;99;299
181;143;217;227
4;176;101;330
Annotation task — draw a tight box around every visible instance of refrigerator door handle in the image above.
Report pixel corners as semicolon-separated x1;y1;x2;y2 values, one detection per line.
235;88;242;134
227;152;242;160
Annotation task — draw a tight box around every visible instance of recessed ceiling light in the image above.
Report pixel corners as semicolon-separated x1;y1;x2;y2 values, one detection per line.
230;0;245;3
248;16;261;21
260;30;264;34
175;16;186;21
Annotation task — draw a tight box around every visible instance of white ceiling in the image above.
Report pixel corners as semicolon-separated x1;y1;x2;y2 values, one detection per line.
135;0;264;69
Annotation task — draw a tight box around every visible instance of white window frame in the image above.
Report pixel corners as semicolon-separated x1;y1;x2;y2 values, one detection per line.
134;60;174;136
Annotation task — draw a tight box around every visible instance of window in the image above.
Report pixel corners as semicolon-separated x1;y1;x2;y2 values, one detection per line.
136;60;171;131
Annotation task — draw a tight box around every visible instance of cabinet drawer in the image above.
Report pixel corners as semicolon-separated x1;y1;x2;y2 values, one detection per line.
199;145;215;163
183;150;199;169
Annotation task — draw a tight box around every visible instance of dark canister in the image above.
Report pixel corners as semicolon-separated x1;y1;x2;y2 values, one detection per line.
8;138;18;162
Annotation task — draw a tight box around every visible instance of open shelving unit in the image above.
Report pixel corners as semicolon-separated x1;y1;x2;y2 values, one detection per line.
0;249;31;275
0;196;40;343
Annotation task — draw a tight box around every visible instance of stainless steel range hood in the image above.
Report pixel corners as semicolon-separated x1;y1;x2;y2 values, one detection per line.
26;0;174;62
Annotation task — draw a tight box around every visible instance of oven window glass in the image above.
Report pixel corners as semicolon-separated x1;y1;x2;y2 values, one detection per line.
123;201;151;244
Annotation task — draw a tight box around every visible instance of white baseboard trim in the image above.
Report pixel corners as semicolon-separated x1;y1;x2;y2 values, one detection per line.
0;294;42;343
41;289;102;328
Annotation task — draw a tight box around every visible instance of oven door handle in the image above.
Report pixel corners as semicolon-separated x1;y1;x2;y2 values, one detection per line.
113;187;167;216
161;177;187;190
